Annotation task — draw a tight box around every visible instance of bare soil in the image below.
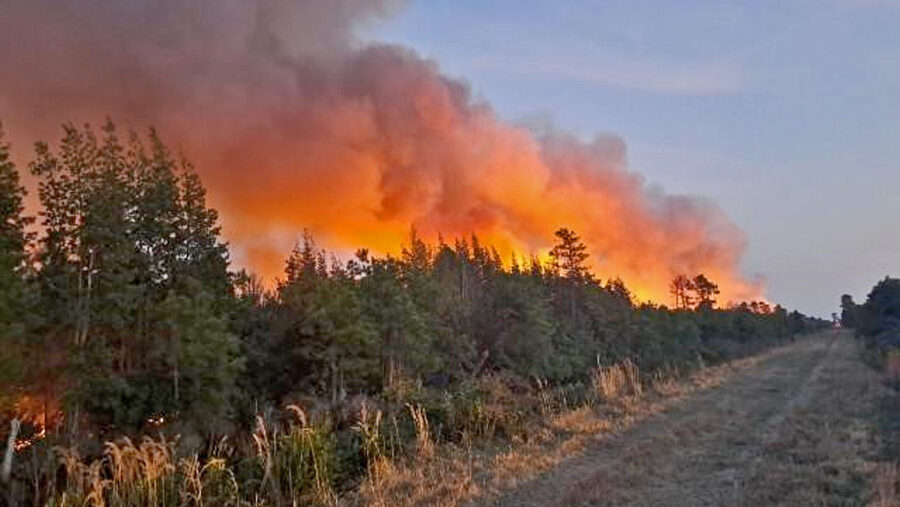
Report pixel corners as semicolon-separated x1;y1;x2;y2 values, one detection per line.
487;332;883;506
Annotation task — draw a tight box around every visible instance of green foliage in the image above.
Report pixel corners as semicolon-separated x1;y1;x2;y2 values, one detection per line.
851;277;900;349
0;123;33;409
24;121;237;432
273;233;378;403
357;251;434;386
155;289;242;432
0;124;30;333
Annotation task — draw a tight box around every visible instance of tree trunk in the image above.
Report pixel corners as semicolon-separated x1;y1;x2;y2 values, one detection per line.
1;419;20;485
173;332;180;408
330;358;338;406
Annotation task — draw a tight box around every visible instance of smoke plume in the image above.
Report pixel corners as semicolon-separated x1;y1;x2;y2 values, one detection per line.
0;0;760;303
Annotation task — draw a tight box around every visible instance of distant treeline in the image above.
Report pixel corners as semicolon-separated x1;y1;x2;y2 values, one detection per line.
0;121;829;439
840;277;900;350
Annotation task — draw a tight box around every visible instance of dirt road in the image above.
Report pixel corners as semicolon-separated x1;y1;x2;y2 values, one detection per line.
490;332;882;506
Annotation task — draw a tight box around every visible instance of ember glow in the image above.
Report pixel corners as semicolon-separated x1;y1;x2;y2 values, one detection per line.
0;0;761;303
11;395;59;450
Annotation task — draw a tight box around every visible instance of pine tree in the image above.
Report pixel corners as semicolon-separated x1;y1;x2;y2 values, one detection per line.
156;289;242;432
29;122;242;432
0;123;31;339
669;275;696;310
490;272;557;378
0;123;33;410
549;228;591;282
278;234;376;403
359;254;431;388
692;274;720;309
174;163;230;296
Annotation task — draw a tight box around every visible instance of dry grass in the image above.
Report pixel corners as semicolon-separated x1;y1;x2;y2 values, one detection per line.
352;350;757;506
354;402;386;476
591;358;643;403
26;342;816;507
871;347;900;507
489;333;882;507
53;435;180;506
406;404;433;458
50;434;243;506
31;352;755;507
40;404;342;506
650;369;682;396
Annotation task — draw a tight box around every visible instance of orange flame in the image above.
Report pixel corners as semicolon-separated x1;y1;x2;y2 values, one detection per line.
11;394;60;450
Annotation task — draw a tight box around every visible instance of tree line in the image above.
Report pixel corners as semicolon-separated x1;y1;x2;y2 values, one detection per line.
840;277;900;350
0;121;828;442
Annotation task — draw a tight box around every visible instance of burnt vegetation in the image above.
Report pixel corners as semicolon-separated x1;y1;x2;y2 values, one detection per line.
0;122;828;504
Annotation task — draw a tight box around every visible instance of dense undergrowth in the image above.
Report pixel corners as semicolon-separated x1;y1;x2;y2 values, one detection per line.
7;345;803;506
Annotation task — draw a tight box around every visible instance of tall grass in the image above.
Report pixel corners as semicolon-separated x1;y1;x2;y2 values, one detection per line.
406;404;432;457
253;405;337;505
10;351;738;506
353;403;385;475
25;407;344;506
46;435;245;507
591;358;643;403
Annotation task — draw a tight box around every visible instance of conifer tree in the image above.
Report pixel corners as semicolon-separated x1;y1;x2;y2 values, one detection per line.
549;228;591;282
0;123;31;340
692;274;720;309
0;123;33;409
28;122;241;431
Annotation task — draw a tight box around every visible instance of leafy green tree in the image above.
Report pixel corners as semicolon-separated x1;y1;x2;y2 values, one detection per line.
0;118;833;453
29;123;128;432
605;277;633;305
429;239;478;376
174;166;231;297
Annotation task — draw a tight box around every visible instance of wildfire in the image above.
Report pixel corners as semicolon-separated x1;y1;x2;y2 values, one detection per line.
0;0;762;304
13;427;46;452
10;394;60;451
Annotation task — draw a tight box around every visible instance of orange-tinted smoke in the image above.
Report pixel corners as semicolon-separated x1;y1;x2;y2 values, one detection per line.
0;0;761;304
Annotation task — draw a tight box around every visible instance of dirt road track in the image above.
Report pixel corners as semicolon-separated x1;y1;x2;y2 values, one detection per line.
490;332;882;506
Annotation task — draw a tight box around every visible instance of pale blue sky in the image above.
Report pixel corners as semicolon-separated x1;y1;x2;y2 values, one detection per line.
369;0;900;317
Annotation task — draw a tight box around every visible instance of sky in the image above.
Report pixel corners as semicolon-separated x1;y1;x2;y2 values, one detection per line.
367;0;900;317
